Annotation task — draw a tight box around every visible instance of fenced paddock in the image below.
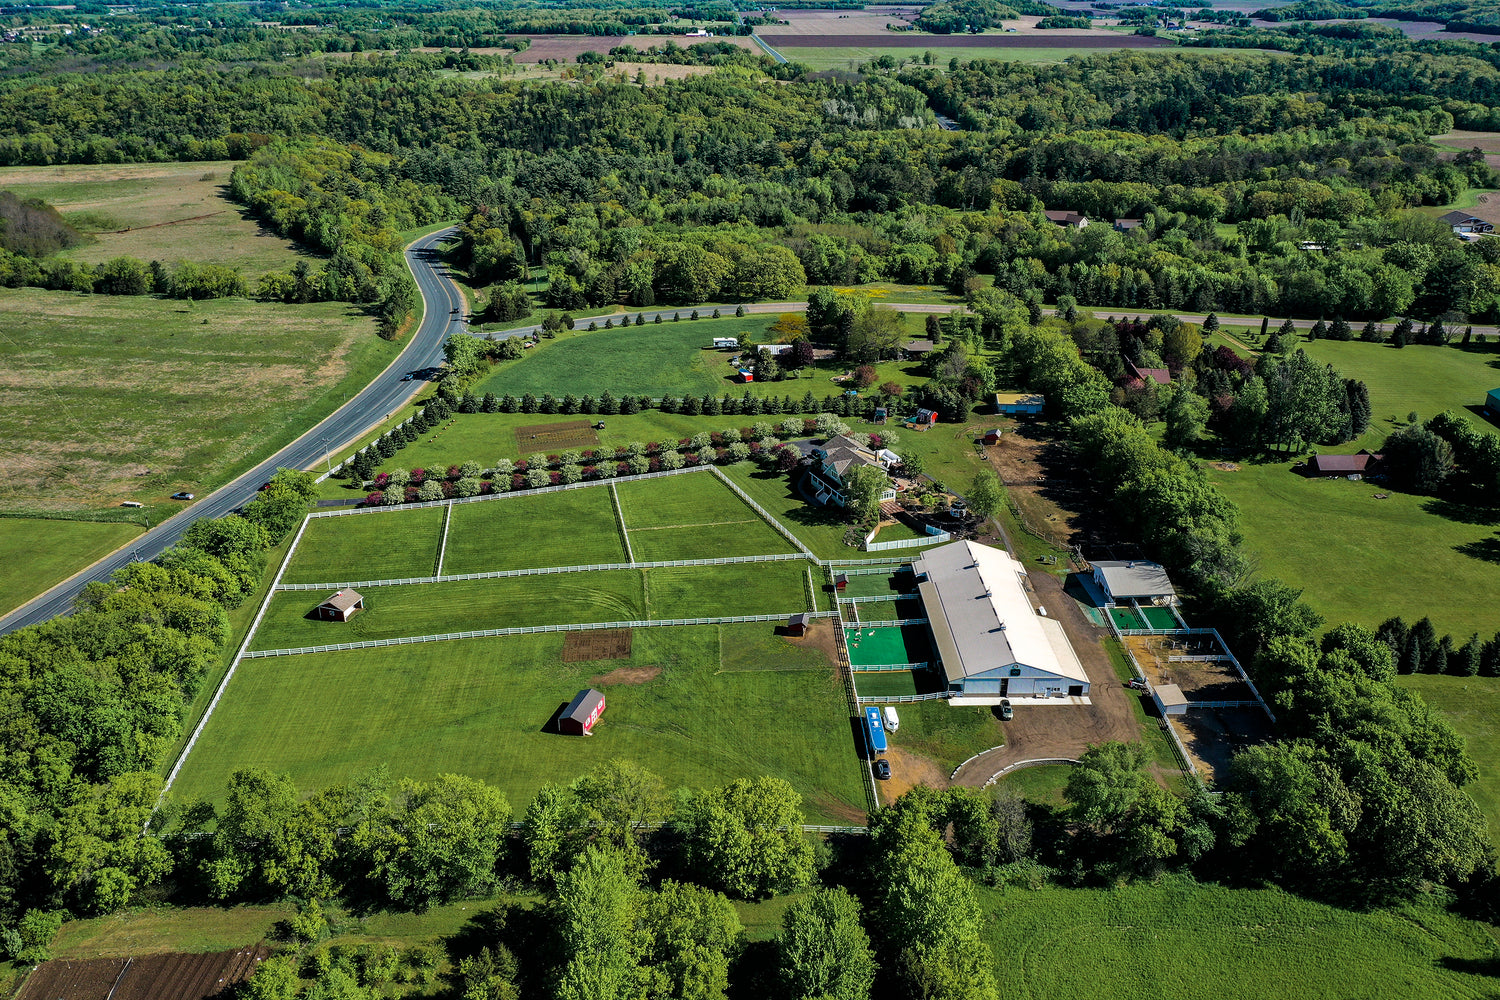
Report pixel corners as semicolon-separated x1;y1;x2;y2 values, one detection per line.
443;486;625;574
280;506;445;584
167;625;870;825
616;473;798;561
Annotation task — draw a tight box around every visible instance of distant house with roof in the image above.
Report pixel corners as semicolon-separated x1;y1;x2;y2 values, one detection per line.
1441;211;1493;235
1044;210;1089;230
994;392;1045;415
1126;359;1170;385
809;434;899;507
902;338;936;360
1091;560;1176;607
912;540;1090;703
1114;218;1143;232
1306;451;1381;477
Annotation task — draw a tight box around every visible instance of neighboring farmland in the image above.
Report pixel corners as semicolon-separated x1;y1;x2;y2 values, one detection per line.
0;517;143;616
0;289;394;514
15;946;269;1000
0;161;314;278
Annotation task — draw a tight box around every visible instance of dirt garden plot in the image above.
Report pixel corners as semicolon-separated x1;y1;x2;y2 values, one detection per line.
564;628;633;662
1171;708;1274;785
18;946;269;1000
763;31;1168;47
1123;634;1256;702
985;424;1090;550
514;419;600;453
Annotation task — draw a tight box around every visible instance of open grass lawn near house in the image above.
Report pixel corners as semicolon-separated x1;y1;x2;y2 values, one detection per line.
720;464;857;560
170;625;868;823
991;762;1070;806
1208;453;1500;639
616;473;798;560
0;288;394;512
250;570;646;650
981;877;1500;999
0;517;143;615
443;485;626;574
0;161;314;278
1398;675;1500;842
888;699;1005;771
474;314;929;402
280;507;446;585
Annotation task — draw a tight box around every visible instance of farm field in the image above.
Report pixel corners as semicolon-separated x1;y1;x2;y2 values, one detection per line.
281;506;446;585
981;877;1500;999
0;288;394;513
1207;340;1500;638
473;314;927;401
1398;675;1500;842
0;161;313;278
0;517;143;615
615;472;798;560
443;485;626;574
171;623;869;823
775;45;1087;69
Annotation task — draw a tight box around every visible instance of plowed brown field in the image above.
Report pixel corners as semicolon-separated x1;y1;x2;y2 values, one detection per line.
17;946;270;1000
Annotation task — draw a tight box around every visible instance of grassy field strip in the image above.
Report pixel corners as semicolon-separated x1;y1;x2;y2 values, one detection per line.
610;483;636;564
434;503;452;577
242;611;836;658
0;517;144;617
709;467;818;558
281;505;445;585
157;515;314;805
275;551;813;591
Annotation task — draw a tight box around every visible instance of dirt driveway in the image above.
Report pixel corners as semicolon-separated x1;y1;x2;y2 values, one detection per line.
950;570;1141;787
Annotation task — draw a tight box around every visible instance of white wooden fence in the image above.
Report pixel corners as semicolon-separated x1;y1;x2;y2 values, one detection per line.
856;692;950;704
862;530;951;552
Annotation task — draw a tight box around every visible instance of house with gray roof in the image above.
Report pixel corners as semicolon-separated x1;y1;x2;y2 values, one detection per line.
809;434;899;507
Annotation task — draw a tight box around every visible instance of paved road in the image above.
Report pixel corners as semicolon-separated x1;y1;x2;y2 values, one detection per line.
0;228;465;636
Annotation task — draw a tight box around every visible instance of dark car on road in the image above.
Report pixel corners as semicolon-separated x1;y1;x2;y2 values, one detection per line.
873;758;891;780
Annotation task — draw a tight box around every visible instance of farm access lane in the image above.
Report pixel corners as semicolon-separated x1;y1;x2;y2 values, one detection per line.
0;228;464;637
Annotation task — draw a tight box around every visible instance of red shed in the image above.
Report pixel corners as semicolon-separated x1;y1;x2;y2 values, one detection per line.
834;573;849;592
982;428;1002;445
787;612;811;637
559;688;606;735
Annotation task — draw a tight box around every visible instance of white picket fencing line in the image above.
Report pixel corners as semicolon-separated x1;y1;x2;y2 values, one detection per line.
850;662;930;673
709;467;817;558
275;552;811;592
839;594;908;604
309;466;713;519
981;757;1080;788
152;516;315;818
862;531;951;552
830;563;911;577
950;745;1008;780
857;692;950;704
844;618;928;628
243;611;839;658
434;503;452;577
609;483;636;564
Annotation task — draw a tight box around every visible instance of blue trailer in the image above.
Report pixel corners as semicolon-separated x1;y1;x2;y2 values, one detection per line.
864;706;888;755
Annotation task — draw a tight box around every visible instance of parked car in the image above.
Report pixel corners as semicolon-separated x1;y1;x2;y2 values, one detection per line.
882;706;900;732
119;501;143;508
998;698;1013;721
873;758;891;780
170;492;195;500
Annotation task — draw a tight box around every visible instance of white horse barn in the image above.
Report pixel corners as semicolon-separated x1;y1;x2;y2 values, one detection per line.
912;540;1089;705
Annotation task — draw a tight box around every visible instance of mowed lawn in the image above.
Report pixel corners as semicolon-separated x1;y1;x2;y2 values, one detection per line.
0;289;394;511
443;486;626;574
171;624;869;823
982;878;1500;999
0;160;315;278
1208;340;1500;637
616;473;798;560
1398;675;1500;842
281;507;446;584
250;561;813;649
250;570;646;650
0;517;143;615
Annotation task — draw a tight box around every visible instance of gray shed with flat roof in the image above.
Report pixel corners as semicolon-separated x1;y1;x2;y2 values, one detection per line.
1091;560;1176;605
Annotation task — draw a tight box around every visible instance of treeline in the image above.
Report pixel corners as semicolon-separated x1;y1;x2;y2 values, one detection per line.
0;471;316;942
0;250;245;299
1376;614;1500;676
913;0;1023;33
232;141;454;336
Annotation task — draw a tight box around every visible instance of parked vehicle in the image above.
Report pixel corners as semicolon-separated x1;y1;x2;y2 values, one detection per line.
170;492;194;500
119;501;143;508
873;758;891;780
863;706;887;756
883;706;900;732
999;698;1013;721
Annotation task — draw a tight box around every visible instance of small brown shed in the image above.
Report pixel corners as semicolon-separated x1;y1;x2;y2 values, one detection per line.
559;688;606;736
787;612;811;637
316;589;364;622
834;573;849;592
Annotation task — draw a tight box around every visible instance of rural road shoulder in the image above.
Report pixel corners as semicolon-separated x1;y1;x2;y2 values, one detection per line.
0;228;463;636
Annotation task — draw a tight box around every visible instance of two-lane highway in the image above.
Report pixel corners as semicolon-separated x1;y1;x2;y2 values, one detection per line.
0;228;465;636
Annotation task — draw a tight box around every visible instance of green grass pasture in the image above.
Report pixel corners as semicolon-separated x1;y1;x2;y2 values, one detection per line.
644;561;813;619
981;877;1500;999
890;699;1005;770
615;473;797;560
250;570;646;650
171;624;868;823
1398;675;1500;842
0;288;393;513
442;486;626;574
990;762;1070;806
0;517;143;615
281;507;445;584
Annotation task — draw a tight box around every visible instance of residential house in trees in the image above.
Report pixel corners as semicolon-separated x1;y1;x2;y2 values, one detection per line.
808;434;899;507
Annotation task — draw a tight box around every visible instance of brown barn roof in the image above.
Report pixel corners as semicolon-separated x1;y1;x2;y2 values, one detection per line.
320;589;363;611
1309;453;1377;473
